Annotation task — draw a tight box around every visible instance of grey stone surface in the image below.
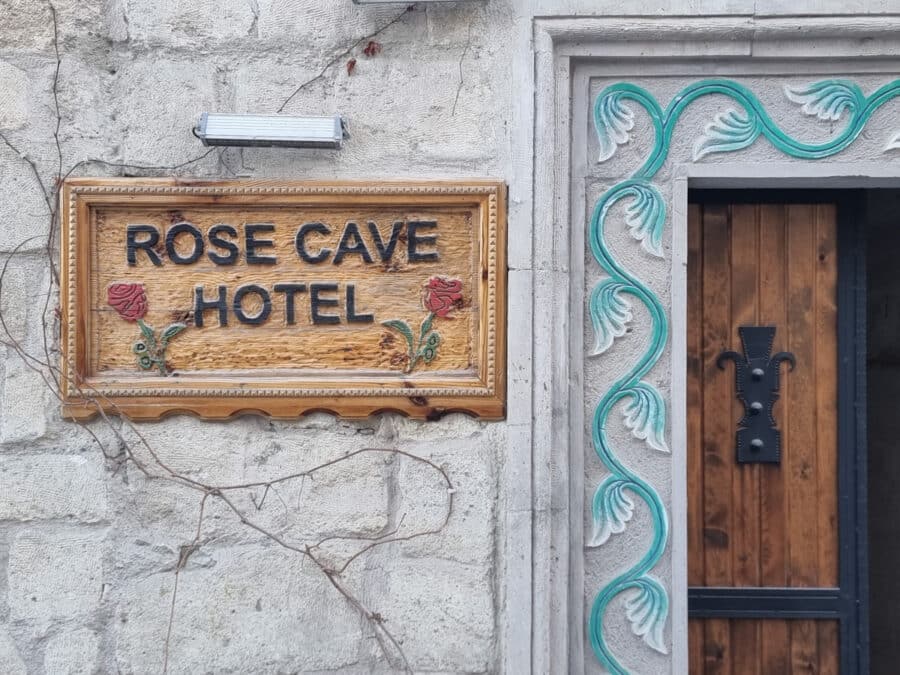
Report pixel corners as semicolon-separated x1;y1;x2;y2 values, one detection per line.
7;528;103;628
0;453;107;522
0;0;892;672
0;628;26;675
43;628;100;675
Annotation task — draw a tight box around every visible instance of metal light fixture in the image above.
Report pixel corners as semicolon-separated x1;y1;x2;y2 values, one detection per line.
353;0;484;3
194;113;346;149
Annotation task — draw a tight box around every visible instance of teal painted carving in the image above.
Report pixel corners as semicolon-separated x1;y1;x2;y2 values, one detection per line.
108;283;186;375
588;78;900;673
381;276;461;373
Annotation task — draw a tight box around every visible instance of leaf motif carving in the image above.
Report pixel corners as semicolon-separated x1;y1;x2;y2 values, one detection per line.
784;80;862;121
885;131;900;152
588;279;633;356
381;319;415;354
137;319;155;345
589;476;635;547
160;322;187;343
625;576;669;654
692;108;760;161
622;382;669;453
623;183;666;257
594;91;635;163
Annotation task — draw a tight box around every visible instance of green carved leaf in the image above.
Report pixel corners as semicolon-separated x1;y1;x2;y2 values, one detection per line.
784;80;862;121
590;476;635;546
622;381;669;453
588;279;633;355
594;90;635;163
160;322;187;343
137;319;156;347
381;320;414;354
419;314;434;345
625;576;669;654
622;182;666;257
692;108;760;162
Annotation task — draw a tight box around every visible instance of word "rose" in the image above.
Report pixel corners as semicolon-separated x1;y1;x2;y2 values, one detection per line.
107;283;148;322
423;277;463;318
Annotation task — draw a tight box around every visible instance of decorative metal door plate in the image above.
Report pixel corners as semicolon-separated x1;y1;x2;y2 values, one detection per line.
717;326;795;464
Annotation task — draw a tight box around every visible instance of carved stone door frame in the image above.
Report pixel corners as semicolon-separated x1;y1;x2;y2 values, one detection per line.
532;16;900;674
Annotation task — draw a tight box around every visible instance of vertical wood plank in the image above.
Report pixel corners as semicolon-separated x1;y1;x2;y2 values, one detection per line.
701;204;733;589
687;199;841;673
688;203;705;588
786;205;820;670
758;204;789;588
731;620;761;675
689;619;705;675
790;620;819;672
761;619;791;674
786;204;819;588
814;204;840;588
704;619;731;675
817;620;840;675
730;205;761;590
701;205;733;674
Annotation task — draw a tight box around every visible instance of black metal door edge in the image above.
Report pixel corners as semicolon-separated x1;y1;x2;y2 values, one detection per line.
686;190;869;675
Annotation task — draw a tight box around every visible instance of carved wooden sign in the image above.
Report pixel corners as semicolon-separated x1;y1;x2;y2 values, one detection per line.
61;179;506;420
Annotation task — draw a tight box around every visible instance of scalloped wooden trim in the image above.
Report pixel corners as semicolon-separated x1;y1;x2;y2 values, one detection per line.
60;178;507;421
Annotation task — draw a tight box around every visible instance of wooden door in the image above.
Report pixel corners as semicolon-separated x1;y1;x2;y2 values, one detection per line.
687;194;866;674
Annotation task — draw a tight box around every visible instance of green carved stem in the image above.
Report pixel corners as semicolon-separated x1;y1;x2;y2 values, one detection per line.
588;78;900;673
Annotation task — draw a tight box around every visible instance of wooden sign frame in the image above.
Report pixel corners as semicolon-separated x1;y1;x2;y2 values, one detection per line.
60;178;506;421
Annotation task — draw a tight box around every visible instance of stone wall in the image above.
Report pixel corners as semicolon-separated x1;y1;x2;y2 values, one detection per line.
2;0;899;673
0;2;514;672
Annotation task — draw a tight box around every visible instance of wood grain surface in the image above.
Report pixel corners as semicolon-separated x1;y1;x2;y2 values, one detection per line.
687;201;839;673
60;179;506;420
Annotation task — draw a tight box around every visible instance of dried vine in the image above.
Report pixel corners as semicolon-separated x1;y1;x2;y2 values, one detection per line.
0;3;455;672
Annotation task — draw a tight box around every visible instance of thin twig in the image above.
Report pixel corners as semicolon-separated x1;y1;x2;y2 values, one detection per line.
0;10;457;670
163;491;209;673
276;5;415;113
452;20;473;116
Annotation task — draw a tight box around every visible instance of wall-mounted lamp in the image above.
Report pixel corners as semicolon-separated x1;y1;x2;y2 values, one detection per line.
194;113;347;149
353;0;484;3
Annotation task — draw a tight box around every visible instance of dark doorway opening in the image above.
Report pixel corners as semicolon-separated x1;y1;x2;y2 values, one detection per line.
866;189;900;675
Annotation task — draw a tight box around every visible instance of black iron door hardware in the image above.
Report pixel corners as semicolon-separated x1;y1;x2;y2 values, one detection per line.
716;326;795;464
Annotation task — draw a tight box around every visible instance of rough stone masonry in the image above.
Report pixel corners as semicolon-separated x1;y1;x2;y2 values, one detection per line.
0;1;515;671
2;0;887;672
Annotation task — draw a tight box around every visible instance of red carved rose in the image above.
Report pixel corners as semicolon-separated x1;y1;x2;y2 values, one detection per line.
107;283;148;322
423;277;463;318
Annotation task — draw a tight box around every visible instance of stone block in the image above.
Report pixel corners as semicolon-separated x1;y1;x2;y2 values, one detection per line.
110;58;220;168
8;529;103;628
365;556;495;672
116;415;251;485
43;628;100;675
395;432;498;565
0;59;28;130
0;0;107;54
238;433;393;541
0;454;107;522
114;543;361;673
0;156;51;253
233;41;506;178
0;629;26;675
0;0;54;53
0;254;50;342
0;356;47;444
121;0;257;47
256;0;415;48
